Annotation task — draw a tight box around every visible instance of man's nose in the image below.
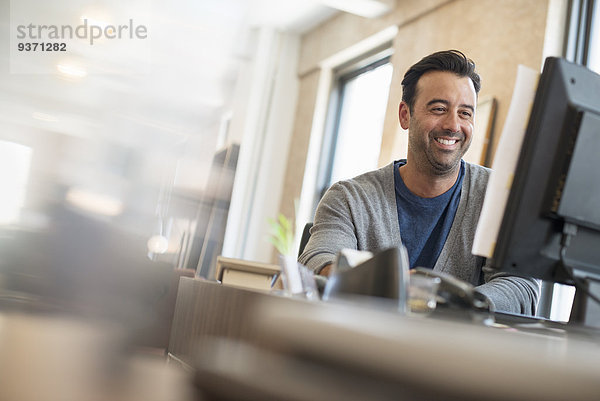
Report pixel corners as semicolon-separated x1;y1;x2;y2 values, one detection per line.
441;112;461;134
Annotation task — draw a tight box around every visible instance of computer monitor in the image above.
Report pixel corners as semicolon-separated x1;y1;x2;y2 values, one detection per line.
489;57;600;326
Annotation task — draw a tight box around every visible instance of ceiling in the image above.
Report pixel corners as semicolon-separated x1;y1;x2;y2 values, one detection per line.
0;0;343;197
0;0;338;142
0;0;392;207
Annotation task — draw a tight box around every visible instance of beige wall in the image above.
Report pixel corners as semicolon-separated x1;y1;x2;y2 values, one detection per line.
297;0;452;76
380;0;549;166
278;0;550;239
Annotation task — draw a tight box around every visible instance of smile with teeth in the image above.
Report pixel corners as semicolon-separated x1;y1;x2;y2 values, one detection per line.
435;138;458;145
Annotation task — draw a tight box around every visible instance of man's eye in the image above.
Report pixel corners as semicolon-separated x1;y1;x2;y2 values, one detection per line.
461;111;473;118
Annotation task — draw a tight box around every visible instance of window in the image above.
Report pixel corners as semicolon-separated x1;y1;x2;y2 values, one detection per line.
566;0;600;69
315;51;393;205
0;141;32;225
588;0;600;71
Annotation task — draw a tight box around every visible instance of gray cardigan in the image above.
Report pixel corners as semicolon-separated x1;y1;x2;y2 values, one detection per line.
299;161;540;315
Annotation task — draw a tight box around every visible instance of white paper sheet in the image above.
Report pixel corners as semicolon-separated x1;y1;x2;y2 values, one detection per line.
472;65;540;258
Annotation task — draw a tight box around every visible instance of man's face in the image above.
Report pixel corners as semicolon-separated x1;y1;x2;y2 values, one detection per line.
399;70;476;176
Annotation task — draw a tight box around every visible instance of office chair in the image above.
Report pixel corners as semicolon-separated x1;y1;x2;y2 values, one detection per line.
297;223;313;257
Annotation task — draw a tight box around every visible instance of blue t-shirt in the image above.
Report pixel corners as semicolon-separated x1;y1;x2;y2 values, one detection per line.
393;160;464;269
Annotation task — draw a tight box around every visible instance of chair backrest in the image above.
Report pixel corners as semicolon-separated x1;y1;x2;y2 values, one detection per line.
297;223;313;258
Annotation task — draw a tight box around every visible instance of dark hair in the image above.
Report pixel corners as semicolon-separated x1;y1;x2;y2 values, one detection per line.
401;50;481;112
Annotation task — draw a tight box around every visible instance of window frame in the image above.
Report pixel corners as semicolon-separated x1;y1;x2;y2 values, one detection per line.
313;46;393;210
565;0;598;65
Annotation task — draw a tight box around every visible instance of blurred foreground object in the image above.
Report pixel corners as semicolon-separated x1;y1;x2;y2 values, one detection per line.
192;294;600;401
0;312;192;401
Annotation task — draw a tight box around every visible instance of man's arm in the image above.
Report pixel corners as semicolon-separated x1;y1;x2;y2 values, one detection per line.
298;182;358;274
475;265;541;315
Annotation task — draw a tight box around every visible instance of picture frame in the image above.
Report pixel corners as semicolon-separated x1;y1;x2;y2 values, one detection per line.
463;95;497;166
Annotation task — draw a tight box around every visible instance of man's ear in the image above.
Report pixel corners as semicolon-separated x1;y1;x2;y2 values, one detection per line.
399;101;410;130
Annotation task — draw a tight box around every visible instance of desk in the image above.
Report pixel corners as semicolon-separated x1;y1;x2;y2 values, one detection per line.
167;277;302;366
173;280;600;401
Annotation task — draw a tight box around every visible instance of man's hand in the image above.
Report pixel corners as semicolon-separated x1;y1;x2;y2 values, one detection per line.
319;264;333;277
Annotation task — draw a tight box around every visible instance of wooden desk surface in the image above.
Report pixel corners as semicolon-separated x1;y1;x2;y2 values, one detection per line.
168;277;303;365
248;299;600;401
172;279;600;401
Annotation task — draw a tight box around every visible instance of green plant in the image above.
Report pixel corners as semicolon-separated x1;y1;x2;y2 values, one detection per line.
267;213;295;256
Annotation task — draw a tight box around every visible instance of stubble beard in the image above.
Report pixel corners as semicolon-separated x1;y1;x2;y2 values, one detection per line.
409;127;470;177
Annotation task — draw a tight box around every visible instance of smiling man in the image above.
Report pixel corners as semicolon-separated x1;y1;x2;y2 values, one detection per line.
299;50;539;315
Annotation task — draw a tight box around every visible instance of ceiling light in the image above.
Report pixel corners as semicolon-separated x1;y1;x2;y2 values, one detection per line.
57;63;87;78
65;187;123;217
322;0;395;18
32;112;59;122
81;15;110;29
147;235;169;254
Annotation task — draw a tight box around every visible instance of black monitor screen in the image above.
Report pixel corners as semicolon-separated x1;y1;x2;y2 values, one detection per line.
490;57;600;284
